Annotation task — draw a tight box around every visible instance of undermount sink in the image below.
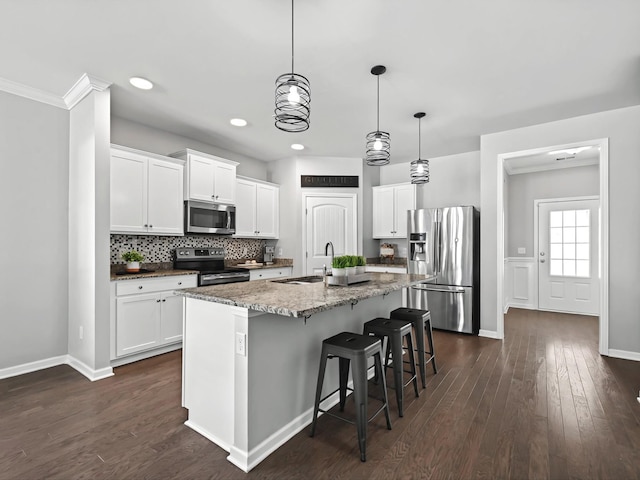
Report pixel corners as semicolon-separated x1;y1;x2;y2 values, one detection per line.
271;276;325;285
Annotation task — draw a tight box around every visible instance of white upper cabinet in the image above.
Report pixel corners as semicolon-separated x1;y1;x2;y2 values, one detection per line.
170;149;238;204
110;146;184;236
372;183;416;238
235;177;279;238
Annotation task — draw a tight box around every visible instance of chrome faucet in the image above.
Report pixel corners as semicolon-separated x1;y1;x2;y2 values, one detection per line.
324;241;335;273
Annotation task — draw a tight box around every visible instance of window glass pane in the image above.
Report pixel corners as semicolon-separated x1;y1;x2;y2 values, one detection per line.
550;244;562;259
550;260;563;276
576;209;590;226
563;227;575;243
550;227;563;243
563;244;576;259
550;211;563;227
576;243;589;260
576;260;590;277
576;226;589;243
563;260;576;276
563;210;576;227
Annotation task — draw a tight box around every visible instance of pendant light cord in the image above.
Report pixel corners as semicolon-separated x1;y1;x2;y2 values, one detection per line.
291;0;295;73
418;116;421;158
376;74;380;132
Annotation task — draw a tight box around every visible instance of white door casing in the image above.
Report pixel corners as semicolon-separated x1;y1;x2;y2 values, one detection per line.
536;197;599;315
304;194;357;275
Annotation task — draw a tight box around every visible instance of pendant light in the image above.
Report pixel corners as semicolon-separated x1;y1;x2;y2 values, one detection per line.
274;0;310;132
365;65;390;166
410;112;429;184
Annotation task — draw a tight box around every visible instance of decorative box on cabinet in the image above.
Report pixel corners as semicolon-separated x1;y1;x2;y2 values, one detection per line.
235;176;280;238
170;149;238;204
110;274;197;365
372;183;416;238
110;145;184;235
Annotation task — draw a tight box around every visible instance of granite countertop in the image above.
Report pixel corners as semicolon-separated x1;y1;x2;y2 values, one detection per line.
110;268;198;281
178;272;430;318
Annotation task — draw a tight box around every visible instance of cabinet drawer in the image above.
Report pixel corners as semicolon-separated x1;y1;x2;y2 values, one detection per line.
249;267;292;281
365;266;407;274
116;275;197;296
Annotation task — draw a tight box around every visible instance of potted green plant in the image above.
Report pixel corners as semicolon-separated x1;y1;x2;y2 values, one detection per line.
122;250;145;273
345;255;358;277
332;255;349;277
355;255;367;275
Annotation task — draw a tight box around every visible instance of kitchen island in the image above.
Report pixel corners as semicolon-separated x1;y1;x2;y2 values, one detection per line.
178;273;428;472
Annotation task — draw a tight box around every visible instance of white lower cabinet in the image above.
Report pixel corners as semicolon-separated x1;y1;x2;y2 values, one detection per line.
249;267;292;281
111;274;197;362
365;265;407;274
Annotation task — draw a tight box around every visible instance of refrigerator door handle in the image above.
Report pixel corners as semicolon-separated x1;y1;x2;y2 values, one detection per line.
434;221;441;273
412;284;466;293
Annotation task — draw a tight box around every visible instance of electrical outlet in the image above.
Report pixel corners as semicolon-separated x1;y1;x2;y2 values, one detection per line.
236;332;246;356
278;248;283;256
79;326;83;340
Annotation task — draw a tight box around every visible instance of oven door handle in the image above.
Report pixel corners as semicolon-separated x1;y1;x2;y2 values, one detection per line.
201;273;249;281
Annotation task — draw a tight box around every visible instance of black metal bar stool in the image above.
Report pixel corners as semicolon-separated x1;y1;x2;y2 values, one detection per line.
363;317;419;417
310;331;392;462
390;307;438;388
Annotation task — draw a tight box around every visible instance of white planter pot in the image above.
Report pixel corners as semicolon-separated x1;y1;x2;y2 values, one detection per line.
332;268;346;277
356;266;366;275
346;267;357;277
126;261;140;273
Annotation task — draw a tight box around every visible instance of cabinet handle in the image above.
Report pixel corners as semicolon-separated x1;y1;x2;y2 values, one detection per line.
144;224;148;227
211;194;215;199
156;299;161;303
149;225;153;228
162;299;166;302
138;286;143;290
178;282;182;285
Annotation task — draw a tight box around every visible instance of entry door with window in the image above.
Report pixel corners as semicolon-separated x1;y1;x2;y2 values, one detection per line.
304;194;357;275
538;198;599;315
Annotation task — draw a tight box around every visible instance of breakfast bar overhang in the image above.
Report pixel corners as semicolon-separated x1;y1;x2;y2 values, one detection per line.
177;273;428;472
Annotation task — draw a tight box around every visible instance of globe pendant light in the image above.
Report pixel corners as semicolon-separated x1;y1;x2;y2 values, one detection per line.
365;65;390;166
274;0;310;132
410;112;430;184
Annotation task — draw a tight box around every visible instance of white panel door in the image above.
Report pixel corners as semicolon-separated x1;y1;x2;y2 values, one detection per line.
213;163;237;204
188;154;216;202
538;198;599;315
147;159;184;235
372;186;395;238
256;183;279;238
305;195;357;275
160;292;184;344
116;293;161;356
235;178;257;236
393;184;416;238
110;151;148;233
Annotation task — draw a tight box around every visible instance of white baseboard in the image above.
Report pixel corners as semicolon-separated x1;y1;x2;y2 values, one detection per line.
479;329;501;340
0;355;113;382
607;349;640;362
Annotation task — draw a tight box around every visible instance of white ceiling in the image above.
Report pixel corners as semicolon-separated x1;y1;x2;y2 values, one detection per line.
2;0;639;164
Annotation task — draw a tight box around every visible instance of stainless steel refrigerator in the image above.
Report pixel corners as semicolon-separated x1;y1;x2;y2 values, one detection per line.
407;206;480;334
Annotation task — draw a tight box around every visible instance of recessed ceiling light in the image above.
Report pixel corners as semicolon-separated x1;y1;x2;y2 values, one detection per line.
230;118;247;127
548;146;592;156
129;77;154;90
291;144;305;150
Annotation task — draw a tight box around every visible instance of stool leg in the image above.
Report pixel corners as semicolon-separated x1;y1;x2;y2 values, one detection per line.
374;351;392;431
413;318;427;388
310;349;328;437
405;331;419;398
425;315;438;374
351;355;368;462
339;357;350;411
390;332;405;417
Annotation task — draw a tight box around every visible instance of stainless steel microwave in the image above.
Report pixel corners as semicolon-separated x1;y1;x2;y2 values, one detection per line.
184;201;235;235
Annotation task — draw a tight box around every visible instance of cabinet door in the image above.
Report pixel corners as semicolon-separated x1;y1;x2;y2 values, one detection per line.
110;151;148;233
188;154;216;202
393;184;415;238
256;183;279;238
372;186;395;238
160;292;184;344
147;159;184;235
214;163;237;204
116;294;161;356
235;179;257;237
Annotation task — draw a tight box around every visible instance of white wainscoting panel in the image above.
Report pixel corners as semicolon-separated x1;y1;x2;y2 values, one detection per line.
504;257;537;310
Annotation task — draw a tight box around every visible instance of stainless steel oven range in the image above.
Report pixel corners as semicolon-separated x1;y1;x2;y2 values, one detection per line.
173;247;249;286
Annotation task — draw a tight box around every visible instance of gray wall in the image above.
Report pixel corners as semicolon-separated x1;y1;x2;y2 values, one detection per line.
111;116;268;180
0;91;70;369
506;165;599;257
481;104;640;357
380;151;481;209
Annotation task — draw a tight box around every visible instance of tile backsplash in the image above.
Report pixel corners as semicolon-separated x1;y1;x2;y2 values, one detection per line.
111;234;265;264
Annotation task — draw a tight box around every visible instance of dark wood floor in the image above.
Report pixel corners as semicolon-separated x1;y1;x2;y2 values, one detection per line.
2;309;640;479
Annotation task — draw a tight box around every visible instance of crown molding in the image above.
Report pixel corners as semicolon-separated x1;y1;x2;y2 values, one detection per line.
0;74;111;110
63;73;111;109
0;76;67;109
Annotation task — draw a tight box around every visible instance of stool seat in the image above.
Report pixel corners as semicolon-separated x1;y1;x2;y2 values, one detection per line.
310;331;392;462
390;308;438;388
364;318;419;417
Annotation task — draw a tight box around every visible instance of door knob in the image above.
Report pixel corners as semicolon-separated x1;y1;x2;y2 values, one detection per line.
540;259;545;263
